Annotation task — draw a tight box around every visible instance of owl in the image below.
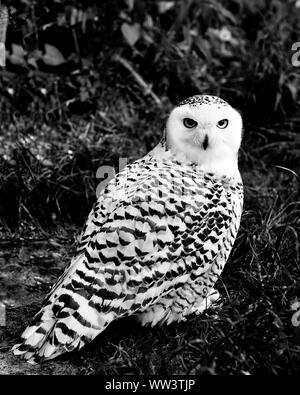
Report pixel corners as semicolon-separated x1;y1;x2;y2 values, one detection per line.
12;95;243;363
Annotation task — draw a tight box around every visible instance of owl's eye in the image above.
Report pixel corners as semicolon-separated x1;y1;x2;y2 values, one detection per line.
183;118;198;128
217;119;229;129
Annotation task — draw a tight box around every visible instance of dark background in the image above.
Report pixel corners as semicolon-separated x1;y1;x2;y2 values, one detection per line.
0;0;299;375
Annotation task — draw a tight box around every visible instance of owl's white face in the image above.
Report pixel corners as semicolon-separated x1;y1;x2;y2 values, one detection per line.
165;95;243;177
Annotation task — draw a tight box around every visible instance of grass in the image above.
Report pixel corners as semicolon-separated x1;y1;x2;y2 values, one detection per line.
0;103;299;375
0;0;300;376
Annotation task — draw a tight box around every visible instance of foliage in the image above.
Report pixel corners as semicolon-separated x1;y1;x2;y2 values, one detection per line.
0;0;299;120
0;0;299;228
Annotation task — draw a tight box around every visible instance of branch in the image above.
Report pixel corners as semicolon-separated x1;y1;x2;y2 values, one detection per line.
113;54;162;106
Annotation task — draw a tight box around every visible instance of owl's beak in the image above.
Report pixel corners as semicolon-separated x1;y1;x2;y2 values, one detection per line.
202;134;209;150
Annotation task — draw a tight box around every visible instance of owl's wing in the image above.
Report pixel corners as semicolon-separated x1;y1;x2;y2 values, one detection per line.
12;162;239;363
76;159;146;255
42;158;149;298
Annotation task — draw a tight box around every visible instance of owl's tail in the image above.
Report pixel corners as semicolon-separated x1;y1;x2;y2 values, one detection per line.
12;306;73;364
12;254;113;364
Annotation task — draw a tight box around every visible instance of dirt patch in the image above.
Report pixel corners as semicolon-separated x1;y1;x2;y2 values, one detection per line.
0;234;82;375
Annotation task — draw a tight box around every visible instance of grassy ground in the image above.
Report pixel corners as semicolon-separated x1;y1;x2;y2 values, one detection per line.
0;0;300;376
0;107;299;375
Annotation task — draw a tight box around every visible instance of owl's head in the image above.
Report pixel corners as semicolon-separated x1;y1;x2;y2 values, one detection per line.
165;95;243;177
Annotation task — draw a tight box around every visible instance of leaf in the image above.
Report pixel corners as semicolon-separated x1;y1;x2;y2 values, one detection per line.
121;23;141;46
70;7;78;26
274;92;282;112
124;0;135;11
143;14;154;29
9;43;26;66
208;1;237;25
285;82;298;102
43;44;66;66
194;38;211;62
0;42;5;66
157;1;175;14
218;6;237;25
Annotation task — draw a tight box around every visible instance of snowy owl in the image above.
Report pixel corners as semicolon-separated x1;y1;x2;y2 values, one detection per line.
13;95;243;363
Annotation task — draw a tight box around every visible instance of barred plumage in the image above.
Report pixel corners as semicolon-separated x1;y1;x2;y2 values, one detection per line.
13;95;243;363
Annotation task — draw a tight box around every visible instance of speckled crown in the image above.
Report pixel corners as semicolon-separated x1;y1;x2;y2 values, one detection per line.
178;95;229;108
